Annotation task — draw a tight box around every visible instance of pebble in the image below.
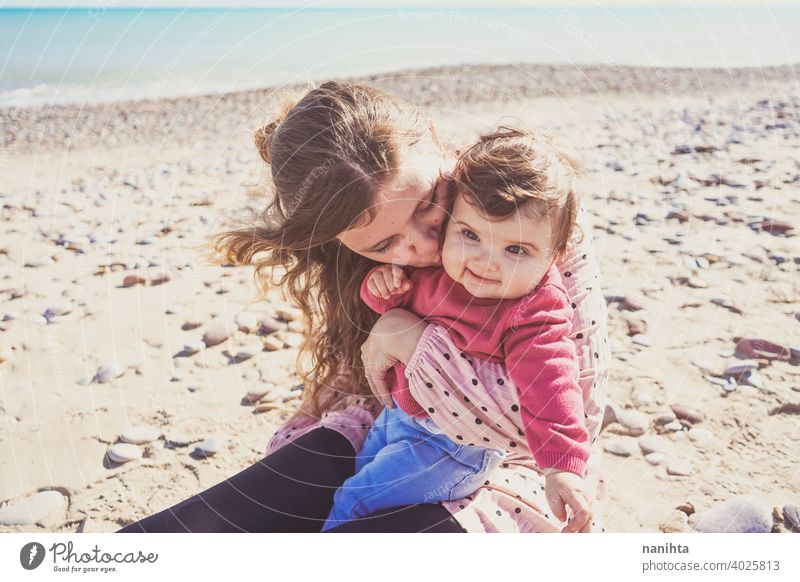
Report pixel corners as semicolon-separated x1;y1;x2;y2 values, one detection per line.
43;302;72;321
106;443;142;463
689;496;773;533
724;360;760;375
670;404;704;424
663;420;685;432
95;362;124;383
275;307;300;322
655;412;677;426
182;340;205;355
246;384;276;403
615;409;651;435
688;427;713;443
738;370;765;389
181;319;203;331
165;433;197;447
235;342;264;361
735;337;793;362
257;315;286;335
0;491;67;526
603;438;637;457
283;333;304;348
666;459;693;476
262;336;284;351
644;452;666;465
194;436;225;458
120;425;161;445
202;320;232;347
783;505;800;533
638;435;668;455
631;334;652;347
122;274;147;288
235;311;258;333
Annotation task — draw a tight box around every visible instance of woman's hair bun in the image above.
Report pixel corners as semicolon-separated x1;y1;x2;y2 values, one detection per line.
253;119;279;165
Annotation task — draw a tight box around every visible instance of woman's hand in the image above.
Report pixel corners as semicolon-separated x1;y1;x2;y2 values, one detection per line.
360;308;427;408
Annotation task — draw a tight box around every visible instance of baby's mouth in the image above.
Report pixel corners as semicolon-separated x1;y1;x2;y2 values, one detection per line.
466;267;497;283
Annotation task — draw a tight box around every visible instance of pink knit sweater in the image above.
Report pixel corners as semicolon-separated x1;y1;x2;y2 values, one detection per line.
360;264;590;476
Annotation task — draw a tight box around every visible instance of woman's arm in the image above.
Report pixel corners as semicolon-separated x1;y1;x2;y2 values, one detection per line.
359;308;427;408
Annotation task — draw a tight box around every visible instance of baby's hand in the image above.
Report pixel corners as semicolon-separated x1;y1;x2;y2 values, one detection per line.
544;469;593;533
367;265;411;300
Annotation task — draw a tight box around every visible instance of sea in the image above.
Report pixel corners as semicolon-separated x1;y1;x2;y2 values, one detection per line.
1;4;799;108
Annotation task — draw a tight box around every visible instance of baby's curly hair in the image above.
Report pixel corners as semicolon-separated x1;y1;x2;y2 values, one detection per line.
449;126;583;260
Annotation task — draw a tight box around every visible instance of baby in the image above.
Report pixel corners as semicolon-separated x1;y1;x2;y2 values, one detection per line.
322;126;592;532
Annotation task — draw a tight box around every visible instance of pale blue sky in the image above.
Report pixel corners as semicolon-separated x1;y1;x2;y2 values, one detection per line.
2;1;798;7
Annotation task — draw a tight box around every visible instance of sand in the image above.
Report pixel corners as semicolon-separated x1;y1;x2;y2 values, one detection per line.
0;63;798;533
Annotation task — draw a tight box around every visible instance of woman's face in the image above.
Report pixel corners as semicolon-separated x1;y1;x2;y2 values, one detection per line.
336;135;453;267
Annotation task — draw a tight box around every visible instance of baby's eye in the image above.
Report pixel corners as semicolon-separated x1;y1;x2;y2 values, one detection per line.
461;229;479;241
506;245;527;256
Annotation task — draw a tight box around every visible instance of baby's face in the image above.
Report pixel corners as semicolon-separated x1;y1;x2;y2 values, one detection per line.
441;192;557;300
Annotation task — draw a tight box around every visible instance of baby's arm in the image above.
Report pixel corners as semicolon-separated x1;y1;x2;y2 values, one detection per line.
504;284;589;474
504;284;592;532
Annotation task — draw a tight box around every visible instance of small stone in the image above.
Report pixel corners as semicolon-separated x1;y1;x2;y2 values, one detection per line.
262;336;284;351
670;404;704;424
738;370;765;389
275;307;300;322
43;302;72;321
655;412;677;426
246;384;276;403
194;436;225;458
689;496;773;533
645;451;667;465
107;443;142;463
165;433;197;447
235;342;264;361
663;420;684;432
783;505;800;533
181;318;203;331
666;459;693;476
235;311;258;333
122;274;147;288
150;272;172;286
202;320;232;347
182;340;205;356
615;409;651;436
631;334;652;347
120;425;161;445
625;317;648;336
0;491;67;526
283;333;304;348
724;360;760;376
603;438;637;457
257;315;286;335
688;427;713;443
95;362;124;383
638;435;668;455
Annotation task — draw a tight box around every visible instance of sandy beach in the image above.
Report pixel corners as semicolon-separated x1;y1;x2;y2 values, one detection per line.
0;63;798;533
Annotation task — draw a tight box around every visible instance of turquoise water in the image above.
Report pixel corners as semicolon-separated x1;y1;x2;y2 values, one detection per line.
1;6;799;107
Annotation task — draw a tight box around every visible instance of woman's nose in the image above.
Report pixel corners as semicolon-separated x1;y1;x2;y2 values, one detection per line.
407;222;441;259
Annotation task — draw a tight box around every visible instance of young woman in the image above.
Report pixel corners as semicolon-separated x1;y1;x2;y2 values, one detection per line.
117;81;609;533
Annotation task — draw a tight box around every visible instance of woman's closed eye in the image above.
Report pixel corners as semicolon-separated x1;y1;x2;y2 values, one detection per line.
415;181;439;216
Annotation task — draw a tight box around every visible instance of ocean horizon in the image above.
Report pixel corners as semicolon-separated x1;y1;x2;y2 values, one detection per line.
2;5;799;108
